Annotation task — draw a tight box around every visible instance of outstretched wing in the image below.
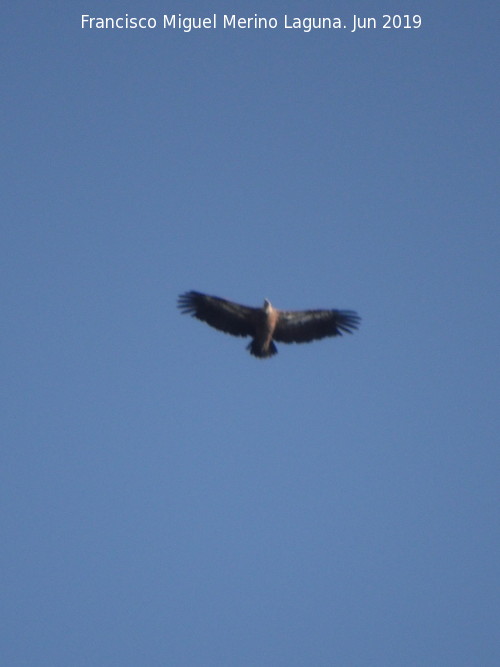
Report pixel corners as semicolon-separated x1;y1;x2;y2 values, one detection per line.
273;309;360;344
177;291;257;338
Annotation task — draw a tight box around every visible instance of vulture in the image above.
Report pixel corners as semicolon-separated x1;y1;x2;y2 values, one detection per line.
178;290;360;358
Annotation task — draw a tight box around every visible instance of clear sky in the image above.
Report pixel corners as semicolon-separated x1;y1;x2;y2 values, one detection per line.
3;1;499;665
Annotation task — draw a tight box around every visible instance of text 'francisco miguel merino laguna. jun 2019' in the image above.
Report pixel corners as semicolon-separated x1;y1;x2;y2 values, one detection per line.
80;13;423;33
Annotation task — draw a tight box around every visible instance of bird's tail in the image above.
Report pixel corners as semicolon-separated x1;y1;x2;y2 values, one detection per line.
247;339;278;358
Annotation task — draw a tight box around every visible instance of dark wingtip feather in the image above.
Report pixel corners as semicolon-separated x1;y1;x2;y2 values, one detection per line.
177;291;201;315
336;310;361;334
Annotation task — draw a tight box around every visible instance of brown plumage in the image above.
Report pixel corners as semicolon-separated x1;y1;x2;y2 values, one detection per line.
178;290;360;358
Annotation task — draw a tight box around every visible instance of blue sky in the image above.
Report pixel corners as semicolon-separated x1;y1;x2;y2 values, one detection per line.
3;1;499;665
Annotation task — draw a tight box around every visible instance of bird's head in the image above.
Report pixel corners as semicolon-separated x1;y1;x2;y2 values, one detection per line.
263;298;272;312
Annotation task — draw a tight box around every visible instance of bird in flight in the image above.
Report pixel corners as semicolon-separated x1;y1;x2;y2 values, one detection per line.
178;290;360;358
